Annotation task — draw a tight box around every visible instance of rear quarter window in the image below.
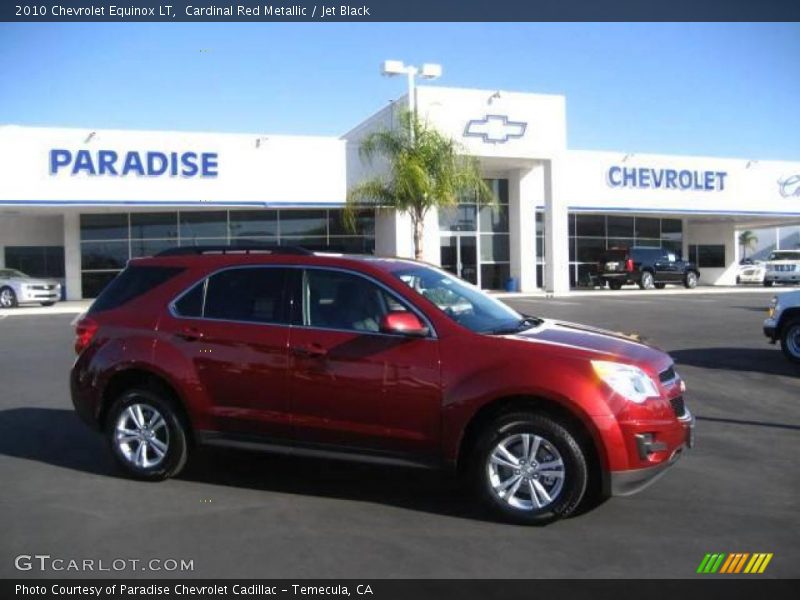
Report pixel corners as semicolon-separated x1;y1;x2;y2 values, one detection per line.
88;266;184;314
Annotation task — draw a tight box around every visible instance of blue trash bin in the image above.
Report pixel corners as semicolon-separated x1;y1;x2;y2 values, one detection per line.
505;277;518;292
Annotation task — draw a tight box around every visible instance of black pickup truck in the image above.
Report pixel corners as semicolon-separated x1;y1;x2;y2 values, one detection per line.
598;247;700;290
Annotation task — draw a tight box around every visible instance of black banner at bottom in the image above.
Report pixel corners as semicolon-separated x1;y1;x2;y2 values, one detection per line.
3;579;798;600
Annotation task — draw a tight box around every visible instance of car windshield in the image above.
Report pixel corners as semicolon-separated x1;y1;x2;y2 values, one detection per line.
391;264;540;334
0;269;27;278
768;251;800;261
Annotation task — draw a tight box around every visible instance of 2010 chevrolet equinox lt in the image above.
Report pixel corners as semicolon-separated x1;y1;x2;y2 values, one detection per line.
71;246;694;523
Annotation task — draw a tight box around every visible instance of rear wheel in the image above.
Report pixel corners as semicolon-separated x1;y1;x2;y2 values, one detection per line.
471;412;589;524
106;387;189;481
608;281;623;290
780;318;800;364
684;272;698;289
638;271;655;290
0;287;17;308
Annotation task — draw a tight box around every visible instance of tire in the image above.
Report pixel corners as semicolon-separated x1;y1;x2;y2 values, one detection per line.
106;387;189;481
0;286;18;308
736;276;741;285
684;271;698;289
779;318;800;364
638;271;655;290
470;412;589;524
608;281;623;290
40;302;56;307
764;280;774;287
654;283;666;289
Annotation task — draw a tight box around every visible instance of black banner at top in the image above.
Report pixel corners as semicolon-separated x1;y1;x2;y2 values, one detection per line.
3;0;800;22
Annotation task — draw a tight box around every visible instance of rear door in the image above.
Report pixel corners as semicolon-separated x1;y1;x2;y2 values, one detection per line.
160;266;294;438
286;267;442;459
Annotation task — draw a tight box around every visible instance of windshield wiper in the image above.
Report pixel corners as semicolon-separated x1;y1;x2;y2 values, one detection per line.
484;316;542;335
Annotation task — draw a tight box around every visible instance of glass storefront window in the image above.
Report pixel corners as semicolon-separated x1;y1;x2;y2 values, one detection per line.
607;216;634;238
439;204;478;232
279;210;327;236
229;210;278;238
180;211;227;239
80;214;128;241
479;205;509;233
480;234;510;262
131;212;178;239
480;263;510;291
329;209;375;236
81;241;129;270
576;214;605;237
81;272;120;299
576;237;605;263
634;217;660;239
131;239;177;258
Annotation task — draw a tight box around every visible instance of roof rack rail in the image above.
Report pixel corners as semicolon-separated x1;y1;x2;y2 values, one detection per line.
155;245;313;257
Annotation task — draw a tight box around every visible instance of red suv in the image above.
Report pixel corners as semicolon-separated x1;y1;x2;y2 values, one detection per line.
71;246;694;523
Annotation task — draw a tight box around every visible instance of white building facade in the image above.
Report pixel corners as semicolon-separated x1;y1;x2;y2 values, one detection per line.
2;85;799;300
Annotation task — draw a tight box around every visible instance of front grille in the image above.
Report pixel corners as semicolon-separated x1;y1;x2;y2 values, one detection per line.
670;396;686;418
659;366;676;383
30;285;55;290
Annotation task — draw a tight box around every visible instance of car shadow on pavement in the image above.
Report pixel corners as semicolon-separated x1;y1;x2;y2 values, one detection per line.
0;407;547;524
0;407;116;476
670;347;800;377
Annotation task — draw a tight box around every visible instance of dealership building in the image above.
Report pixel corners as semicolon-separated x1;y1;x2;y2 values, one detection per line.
1;85;800;300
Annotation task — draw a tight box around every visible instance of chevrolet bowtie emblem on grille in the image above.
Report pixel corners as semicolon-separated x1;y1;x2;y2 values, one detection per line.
464;114;527;144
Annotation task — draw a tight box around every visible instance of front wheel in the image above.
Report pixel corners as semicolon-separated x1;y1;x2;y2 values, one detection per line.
684;272;698;289
106;388;189;481
638;271;655;290
471;412;589;524
780;319;800;364
0;287;18;308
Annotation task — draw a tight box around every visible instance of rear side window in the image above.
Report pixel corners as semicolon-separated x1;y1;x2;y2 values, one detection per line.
88;266;184;314
173;281;204;318
202;268;289;324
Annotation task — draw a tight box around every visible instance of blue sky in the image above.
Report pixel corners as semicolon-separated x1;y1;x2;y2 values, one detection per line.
1;22;799;160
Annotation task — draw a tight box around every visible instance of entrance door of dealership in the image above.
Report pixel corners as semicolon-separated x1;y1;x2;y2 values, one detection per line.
440;233;478;286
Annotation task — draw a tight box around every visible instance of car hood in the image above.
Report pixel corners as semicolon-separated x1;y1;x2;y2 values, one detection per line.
509;318;671;371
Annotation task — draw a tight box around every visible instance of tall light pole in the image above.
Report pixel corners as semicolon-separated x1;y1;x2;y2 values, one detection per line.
381;60;442;137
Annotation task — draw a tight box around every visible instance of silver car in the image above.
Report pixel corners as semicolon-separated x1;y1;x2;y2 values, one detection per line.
0;269;62;308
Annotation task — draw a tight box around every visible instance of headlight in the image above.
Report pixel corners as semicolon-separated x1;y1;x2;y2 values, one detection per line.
768;296;778;318
591;360;660;403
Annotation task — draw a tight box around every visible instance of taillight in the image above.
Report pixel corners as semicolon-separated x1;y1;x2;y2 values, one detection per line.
74;317;98;354
625;258;634;272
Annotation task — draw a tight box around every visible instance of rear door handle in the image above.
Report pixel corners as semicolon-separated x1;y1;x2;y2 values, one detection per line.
175;326;204;342
290;344;327;358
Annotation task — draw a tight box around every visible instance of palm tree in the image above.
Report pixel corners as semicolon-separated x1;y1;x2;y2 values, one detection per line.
739;230;758;260
346;109;493;260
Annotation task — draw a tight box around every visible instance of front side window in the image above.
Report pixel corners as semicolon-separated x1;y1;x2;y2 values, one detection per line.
302;269;408;333
200;268;289;324
392;265;529;334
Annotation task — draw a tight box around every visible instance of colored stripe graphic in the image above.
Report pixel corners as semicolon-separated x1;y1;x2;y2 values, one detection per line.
701;553;774;574
719;554;736;573
758;554;773;573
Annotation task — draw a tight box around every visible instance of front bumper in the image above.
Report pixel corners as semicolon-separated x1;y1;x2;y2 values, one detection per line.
608;407;695;497
19;287;61;303
765;273;800;284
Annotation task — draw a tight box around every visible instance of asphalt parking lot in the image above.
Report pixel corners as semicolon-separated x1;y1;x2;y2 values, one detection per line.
0;292;798;579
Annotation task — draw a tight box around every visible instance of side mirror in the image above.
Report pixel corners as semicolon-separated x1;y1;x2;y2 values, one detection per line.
379;312;429;337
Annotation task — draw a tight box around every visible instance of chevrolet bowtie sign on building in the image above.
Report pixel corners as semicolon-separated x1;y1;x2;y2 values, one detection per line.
464;115;527;144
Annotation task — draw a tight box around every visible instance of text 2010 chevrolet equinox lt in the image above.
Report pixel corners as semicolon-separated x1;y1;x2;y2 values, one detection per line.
71;246;694;523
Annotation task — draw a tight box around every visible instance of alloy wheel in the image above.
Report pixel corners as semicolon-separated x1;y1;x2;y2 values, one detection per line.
486;433;566;511
0;288;14;308
114;403;170;469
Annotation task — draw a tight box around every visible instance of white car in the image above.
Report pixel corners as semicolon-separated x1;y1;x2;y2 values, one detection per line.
763;250;800;287
764;289;800;363
736;261;765;284
0;268;62;308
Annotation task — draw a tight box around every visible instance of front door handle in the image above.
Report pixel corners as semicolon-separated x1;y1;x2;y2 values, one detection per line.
175;326;204;342
290;344;327;358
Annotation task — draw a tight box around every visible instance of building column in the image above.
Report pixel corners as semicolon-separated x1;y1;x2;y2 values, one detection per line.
64;212;82;300
544;157;570;295
509;167;538;292
374;207;440;265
